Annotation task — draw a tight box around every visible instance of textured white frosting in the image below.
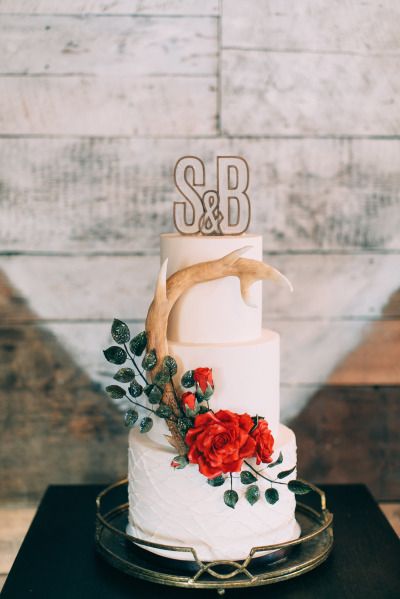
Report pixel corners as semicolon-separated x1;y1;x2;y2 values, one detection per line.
161;233;262;343
128;424;300;562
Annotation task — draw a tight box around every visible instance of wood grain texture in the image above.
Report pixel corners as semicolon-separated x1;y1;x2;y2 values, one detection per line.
0;275;127;503
222;0;400;52
0;76;217;135
222;50;400;136
292;385;400;500
1;254;399;321
0;0;219;15
0;16;217;75
1;138;400;252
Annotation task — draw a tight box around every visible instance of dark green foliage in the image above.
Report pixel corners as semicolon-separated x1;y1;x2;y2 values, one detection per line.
268;451;283;468
113;368;136;383
103;346;127;365
105;385;126;399
155;404;172;419
139;417;153;433
163;355;178;377
142;349;157;371
129;331;147;356
153;368;170;387
245;485;260;505
224;489;239;509
128;380;143;398
265;488;279;504
144;384;163;404
288;480;311;495
207;475;225;487
240;471;257;485
181;370;195;388
277;465;296;479
124;409;138;427
111;319;130;344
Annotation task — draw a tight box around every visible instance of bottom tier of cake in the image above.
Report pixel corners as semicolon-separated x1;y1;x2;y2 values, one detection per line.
127;424;300;562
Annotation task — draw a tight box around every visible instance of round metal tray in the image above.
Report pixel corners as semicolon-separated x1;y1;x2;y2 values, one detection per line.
95;478;333;594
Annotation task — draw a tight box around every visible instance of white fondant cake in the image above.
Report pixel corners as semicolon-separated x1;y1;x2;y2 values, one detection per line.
127;233;301;561
128;424;299;561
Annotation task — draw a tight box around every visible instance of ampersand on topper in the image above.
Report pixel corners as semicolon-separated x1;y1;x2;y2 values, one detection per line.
173;155;251;236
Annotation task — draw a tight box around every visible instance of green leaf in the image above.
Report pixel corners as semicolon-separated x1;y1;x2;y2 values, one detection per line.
103;346;127;365
128;380;143;398
181;370;195;388
113;368;136;383
140;417;153;433
277;465;296;480
105;384;126;399
153;368;170;387
155;404;172;419
288;480;311;495
144;384;163;404
171;455;189;469
129;331;147;356
224;489;239;509
163;355;177;377
240;471;257;485
199;404;210;414
124;409;138;427
246;485;260;506
177;417;193;435
111;318;130;344
265;488;279;504
268;451;283;468
142;349;157;371
207;475;225;487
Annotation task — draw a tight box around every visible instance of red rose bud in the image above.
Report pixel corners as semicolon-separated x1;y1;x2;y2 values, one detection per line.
181;391;197;412
250;420;274;465
193;367;214;394
170;455;189;469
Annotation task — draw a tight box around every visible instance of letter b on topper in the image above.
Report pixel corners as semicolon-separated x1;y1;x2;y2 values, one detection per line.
173;155;251;235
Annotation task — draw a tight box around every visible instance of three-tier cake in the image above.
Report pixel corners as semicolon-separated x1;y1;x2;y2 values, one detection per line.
126;233;301;561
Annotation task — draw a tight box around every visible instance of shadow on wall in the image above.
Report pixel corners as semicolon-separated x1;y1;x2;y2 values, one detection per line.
0;270;127;502
291;287;400;501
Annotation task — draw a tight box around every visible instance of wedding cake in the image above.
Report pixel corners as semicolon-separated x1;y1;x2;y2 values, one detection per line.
103;156;309;563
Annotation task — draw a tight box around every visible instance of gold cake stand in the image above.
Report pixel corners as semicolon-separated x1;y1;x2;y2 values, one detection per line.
95;478;333;594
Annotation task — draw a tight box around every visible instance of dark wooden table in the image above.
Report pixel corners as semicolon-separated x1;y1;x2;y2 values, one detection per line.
1;484;399;599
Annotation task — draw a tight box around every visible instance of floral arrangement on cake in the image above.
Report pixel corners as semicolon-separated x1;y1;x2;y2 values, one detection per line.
104;318;310;509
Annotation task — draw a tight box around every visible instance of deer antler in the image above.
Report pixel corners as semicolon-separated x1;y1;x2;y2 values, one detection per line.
145;247;292;455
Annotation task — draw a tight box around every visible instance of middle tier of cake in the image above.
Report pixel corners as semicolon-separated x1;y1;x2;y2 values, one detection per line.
148;328;280;445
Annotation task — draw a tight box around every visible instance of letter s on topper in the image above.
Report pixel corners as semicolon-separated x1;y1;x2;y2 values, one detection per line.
173;156;205;234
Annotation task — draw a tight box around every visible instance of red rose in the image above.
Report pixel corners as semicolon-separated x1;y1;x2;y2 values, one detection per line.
193;367;214;394
185;409;256;478
250;420;274;465
181;391;197;412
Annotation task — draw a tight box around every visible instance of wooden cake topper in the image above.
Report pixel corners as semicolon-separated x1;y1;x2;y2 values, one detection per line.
173;155;251;235
145;247;293;454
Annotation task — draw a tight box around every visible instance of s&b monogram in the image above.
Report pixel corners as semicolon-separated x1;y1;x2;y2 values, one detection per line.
173;156;251;235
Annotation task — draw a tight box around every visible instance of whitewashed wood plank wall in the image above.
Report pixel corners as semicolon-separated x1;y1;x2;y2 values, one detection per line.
0;0;399;422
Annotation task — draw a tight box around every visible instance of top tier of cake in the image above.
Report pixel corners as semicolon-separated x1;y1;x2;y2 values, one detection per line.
161;233;263;344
